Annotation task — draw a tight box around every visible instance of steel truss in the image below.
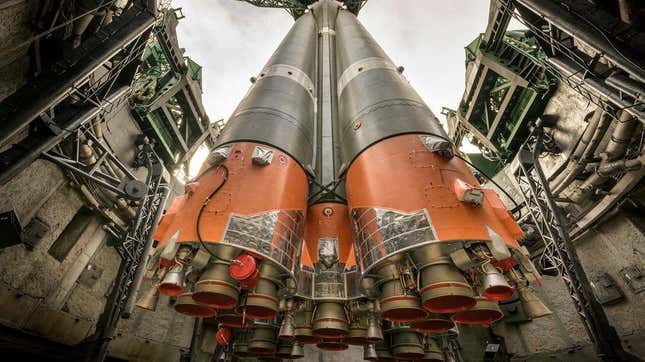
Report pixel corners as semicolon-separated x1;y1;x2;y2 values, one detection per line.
0;1;173;360
495;0;645;123
510;128;638;361
0;0;158;185
34;98;170;362
42;121;146;233
237;0;368;18
85;141;169;362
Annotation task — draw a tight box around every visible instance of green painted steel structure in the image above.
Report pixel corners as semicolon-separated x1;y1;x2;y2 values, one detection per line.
130;9;212;173
449;30;556;174
237;0;368;18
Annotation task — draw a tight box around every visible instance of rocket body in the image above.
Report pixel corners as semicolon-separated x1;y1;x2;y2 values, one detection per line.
146;0;540;356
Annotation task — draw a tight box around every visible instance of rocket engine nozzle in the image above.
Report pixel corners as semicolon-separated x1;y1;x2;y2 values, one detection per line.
423;336;445;362
294;306;318;344
290;341;305;359
481;263;514;302
390;328;424;360
174;293;216;318
364;344;379;361
193;262;240;309
277;340;294;358
158;263;185;297
237;261;281;319
312;302;349;338
451;297;503;326
379;278;427;322
410;312;455;333
366;316;384;343
418;257;476;314
316;339;349;351
217;309;254;328
346;315;369;345
518;285;552;319
249;324;278;355
279;312;296;341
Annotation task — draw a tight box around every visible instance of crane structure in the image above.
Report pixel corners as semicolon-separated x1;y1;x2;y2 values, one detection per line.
237;0;368;18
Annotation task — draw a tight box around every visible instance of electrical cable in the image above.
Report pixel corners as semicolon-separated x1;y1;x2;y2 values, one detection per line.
196;165;229;261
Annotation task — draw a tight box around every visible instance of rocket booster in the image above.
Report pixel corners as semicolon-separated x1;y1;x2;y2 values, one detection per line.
143;0;545;358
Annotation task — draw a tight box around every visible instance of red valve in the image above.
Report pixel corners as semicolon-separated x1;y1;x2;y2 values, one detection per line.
492;257;518;271
216;327;232;346
158;258;175;269
230;253;261;289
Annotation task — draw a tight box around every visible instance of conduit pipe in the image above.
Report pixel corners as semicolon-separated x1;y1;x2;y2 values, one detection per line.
550;108;611;194
571;112;641;203
517;0;645;83
548;56;645;123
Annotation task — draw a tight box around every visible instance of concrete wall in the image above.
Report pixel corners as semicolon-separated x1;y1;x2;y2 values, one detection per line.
454;211;645;361
109;296;195;362
0;158;106;344
0;0;36;102
0;112;195;359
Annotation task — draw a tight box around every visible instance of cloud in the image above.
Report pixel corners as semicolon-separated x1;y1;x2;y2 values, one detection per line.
359;0;490;119
174;0;493;174
175;0;491;121
174;0;293;122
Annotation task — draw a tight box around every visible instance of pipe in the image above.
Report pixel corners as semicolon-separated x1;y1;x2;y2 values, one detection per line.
517;0;645;83
548;56;645;123
547;110;600;183
72;13;96;48
93;116;104;141
618;0;634;25
553;112;612;193
605;72;645;103
570;112;640;203
550;109;610;193
79;184;127;228
597;154;645;176
81;138;138;219
604;111;639;160
122;182;170;318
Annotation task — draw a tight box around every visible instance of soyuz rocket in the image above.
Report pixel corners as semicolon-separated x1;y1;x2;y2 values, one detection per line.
138;0;551;359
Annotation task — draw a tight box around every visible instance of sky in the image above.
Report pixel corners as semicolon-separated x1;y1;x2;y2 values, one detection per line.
173;0;494;176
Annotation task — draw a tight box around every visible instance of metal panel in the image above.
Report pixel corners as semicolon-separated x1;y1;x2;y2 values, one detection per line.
215;13;317;171
221;210;305;274
335;9;449;171
351;207;437;273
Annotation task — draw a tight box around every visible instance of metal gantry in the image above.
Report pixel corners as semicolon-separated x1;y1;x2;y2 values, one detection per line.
510;128;637;361
236;0;368;18
87;142;169;362
0;1;175;360
0;0;158;185
495;0;645;123
35;109;170;362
